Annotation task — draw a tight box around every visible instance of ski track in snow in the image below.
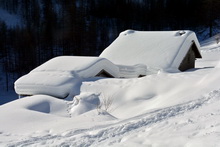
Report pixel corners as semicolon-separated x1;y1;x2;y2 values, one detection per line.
6;89;220;147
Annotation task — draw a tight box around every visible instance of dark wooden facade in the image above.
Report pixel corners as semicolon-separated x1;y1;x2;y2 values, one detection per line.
178;43;202;71
95;70;114;78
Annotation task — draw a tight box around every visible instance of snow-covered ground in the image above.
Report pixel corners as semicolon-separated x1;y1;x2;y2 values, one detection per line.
1;37;220;146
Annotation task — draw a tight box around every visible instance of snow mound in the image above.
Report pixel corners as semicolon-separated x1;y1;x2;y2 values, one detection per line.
70;93;100;116
5;95;69;117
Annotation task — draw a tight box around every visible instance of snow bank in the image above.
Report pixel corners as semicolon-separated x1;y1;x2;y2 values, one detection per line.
0;94;116;136
100;30;201;72
0;95;69;133
70;93;100;116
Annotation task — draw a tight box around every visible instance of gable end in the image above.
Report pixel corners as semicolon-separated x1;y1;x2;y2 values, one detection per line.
95;70;115;78
191;42;202;58
178;46;195;71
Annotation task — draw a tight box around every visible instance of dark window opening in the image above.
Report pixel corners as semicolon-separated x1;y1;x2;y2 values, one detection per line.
95;70;114;78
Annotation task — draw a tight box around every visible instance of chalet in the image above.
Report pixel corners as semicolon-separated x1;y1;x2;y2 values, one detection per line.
100;30;202;72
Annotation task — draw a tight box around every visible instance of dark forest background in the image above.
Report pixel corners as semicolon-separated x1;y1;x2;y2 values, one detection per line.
1;0;220;91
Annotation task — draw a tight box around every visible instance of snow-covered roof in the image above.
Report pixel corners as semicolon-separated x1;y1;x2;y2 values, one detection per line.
100;30;201;71
14;56;119;98
15;30;202;98
30;56;119;78
14;56;147;98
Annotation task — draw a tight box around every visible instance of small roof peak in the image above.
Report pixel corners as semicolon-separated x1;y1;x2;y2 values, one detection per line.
178;30;186;36
121;29;135;36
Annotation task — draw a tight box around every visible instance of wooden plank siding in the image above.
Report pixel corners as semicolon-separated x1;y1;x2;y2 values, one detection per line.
178;43;197;71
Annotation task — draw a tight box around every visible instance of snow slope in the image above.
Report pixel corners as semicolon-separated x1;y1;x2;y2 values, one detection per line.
1;36;220;146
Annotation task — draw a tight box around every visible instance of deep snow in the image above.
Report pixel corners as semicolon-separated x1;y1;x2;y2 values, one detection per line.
1;36;220;146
